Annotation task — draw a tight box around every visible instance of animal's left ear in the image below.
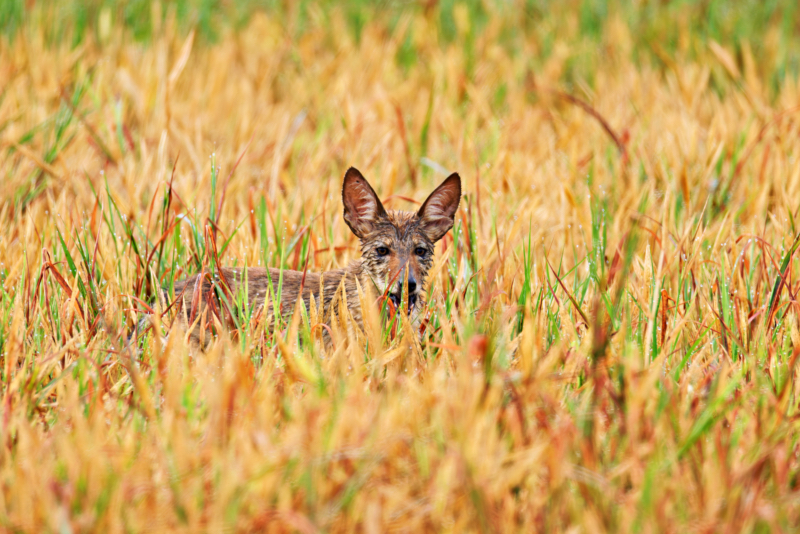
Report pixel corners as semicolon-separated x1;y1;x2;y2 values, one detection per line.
417;173;461;242
342;167;388;239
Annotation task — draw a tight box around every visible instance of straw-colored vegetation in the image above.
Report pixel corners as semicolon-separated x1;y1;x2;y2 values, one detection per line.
2;1;800;531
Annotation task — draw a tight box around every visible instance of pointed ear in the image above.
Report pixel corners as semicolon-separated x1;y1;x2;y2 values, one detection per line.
342;167;387;239
417;173;461;242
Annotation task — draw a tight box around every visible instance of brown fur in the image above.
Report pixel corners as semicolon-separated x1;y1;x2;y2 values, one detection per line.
169;167;461;346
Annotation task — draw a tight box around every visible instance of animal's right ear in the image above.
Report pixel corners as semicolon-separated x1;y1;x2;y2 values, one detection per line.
417;172;461;242
342;167;387;239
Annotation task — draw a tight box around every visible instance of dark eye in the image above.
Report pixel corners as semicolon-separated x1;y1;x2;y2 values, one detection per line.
376;247;389;257
415;247;427;257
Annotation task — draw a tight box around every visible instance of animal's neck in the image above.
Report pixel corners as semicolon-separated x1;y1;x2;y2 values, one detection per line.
344;259;364;276
314;259;368;289
343;259;370;288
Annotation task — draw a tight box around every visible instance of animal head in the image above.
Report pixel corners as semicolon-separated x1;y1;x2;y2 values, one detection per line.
342;167;461;313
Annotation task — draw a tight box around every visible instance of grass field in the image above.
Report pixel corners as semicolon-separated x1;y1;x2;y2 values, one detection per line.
2;1;800;531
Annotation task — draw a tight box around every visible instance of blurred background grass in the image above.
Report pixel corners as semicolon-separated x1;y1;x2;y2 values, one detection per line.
4;0;800;93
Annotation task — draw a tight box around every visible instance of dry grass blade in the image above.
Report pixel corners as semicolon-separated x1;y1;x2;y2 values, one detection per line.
545;253;589;325
546;87;627;157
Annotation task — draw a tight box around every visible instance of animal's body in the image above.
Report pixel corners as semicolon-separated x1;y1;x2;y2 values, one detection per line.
169;167;461;346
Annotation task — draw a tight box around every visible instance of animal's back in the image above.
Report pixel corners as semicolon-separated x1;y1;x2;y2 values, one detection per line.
170;265;362;341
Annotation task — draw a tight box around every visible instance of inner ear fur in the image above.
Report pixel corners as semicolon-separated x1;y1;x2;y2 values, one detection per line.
417;173;461;242
342;167;387;239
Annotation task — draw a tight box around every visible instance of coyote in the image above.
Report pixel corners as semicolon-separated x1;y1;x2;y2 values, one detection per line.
169;167;461;346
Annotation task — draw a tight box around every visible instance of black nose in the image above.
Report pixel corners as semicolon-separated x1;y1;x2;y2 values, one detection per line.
398;278;416;294
397;276;417;295
407;279;417;293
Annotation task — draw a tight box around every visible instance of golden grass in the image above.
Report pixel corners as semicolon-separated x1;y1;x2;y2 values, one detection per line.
1;6;800;532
